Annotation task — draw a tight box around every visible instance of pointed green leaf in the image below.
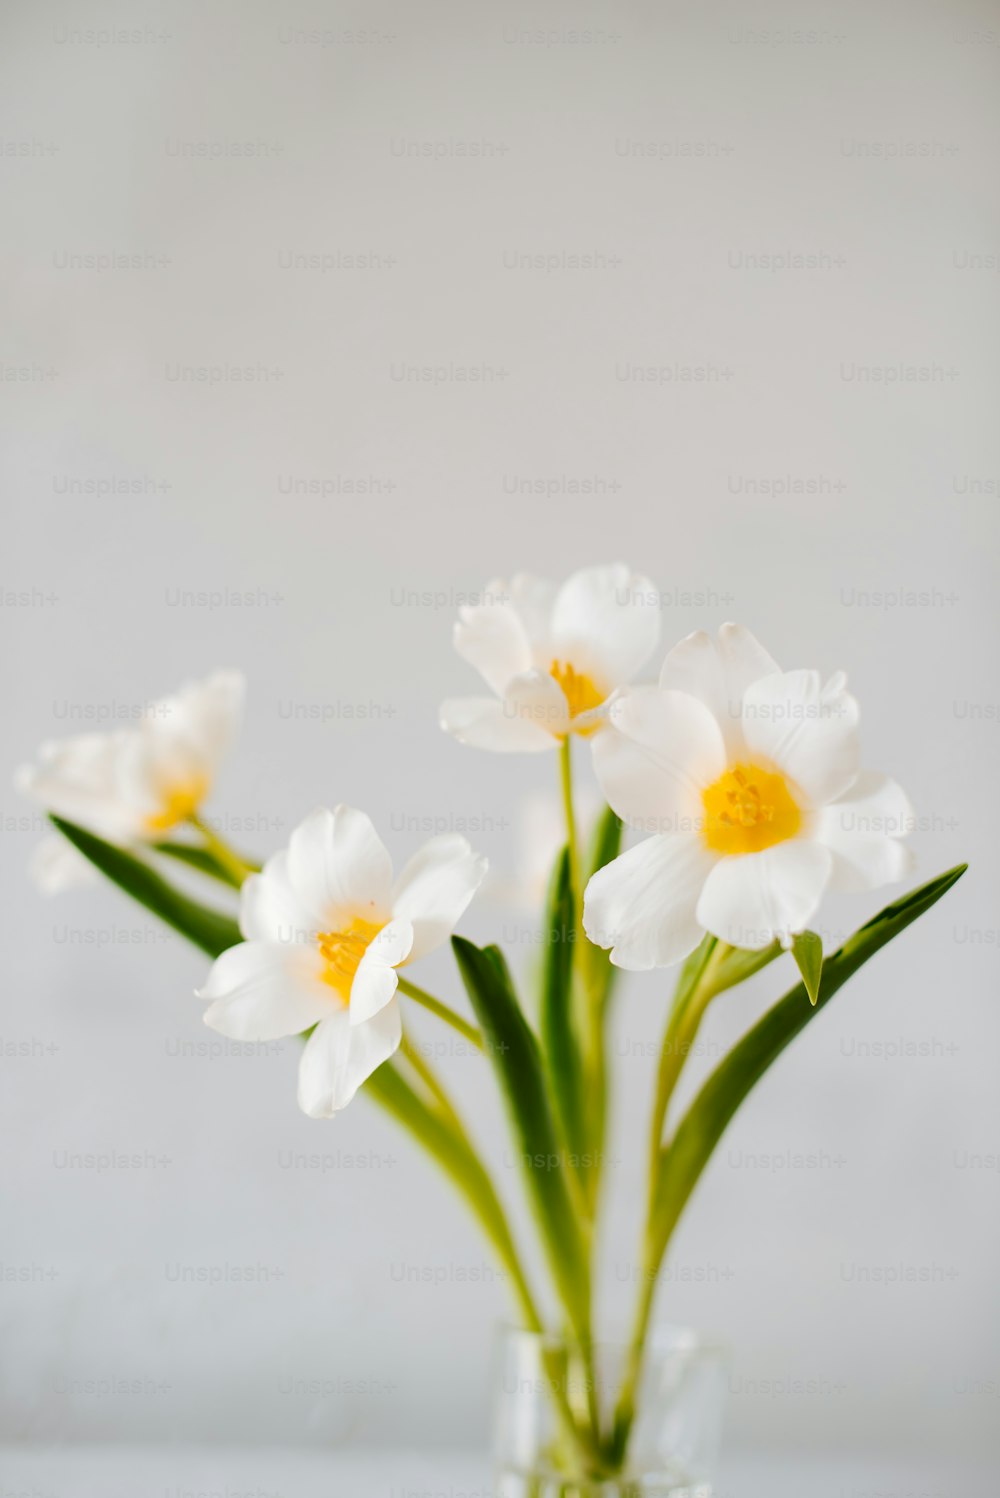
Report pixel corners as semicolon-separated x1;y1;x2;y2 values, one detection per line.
452;933;591;1342
539;848;587;1170
651;866;967;1262
152;840;244;889
791;931;823;1006
50;816;241;960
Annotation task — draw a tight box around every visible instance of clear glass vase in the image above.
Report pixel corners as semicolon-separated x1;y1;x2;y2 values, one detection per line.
493;1324;727;1498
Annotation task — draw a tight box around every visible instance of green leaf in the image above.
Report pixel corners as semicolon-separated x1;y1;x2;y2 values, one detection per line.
650;865;967;1263
152;840;244;889
452;933;592;1341
791;931;823;1006
50;816;241;960
539;849;587;1173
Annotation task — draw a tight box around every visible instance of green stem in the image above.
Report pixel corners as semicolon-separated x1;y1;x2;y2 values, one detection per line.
645;940;726;1185
398;1031;465;1134
611;939;730;1465
558;736;605;1215
397;976;483;1051
366;1062;604;1474
557;736;606;1458
188;813;255;887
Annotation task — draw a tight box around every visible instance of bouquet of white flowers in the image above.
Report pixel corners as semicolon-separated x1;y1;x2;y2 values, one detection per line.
19;565;964;1492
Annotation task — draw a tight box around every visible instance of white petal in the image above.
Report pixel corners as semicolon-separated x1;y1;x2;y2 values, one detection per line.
348;919;412;1025
199;942;334;1039
286;806;393;929
297;1000;402;1118
440;695;557;753
392;837;488;962
509;574;558;659
16;732;147;841
695;841;833;950
240;850;314;943
453;582;533;695
28;835;99;894
504;669;571;740
741;670;860;806
814;772;916;893
583;834;717;970
550;563;660;690
659;624;780;757
593;688;726;834
151;670;245;769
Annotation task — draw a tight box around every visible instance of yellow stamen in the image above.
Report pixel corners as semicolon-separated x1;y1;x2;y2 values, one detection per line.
701;762;801;855
549;659;604;733
316;916;384;1004
144;777;208;832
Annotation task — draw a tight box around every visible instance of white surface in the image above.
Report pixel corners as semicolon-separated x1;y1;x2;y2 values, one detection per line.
2;0;998;1464
0;1447;997;1498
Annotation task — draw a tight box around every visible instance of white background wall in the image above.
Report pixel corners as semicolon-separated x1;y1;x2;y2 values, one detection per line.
2;0;998;1470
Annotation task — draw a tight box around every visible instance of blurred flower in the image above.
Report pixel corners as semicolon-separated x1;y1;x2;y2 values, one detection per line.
199;805;487;1118
15;670;244;886
584;624;914;966
440;564;659;752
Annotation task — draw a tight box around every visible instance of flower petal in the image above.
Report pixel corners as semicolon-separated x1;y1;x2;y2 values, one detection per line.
240;850;314;943
814;771;916;893
550;563;660;690
297;1000;402;1118
15;731;146;841
199;941;333;1040
286;805;393;930
504;669;571;740
392;837;488;962
440;695;557;752
593;687;727;834
659;624;780;757
28;834;100;894
153;669;245;769
348;919;413;1025
583;833;717;970
509;574;558;659
453;582;533;696
741;670;860;806
695;841;833;949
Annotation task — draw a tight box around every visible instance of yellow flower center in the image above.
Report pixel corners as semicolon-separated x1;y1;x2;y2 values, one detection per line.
316;916;383;1004
701;762;801;855
549;659;604;732
145;776;208;832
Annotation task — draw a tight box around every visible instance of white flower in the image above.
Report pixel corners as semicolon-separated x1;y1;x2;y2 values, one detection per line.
16;671;244;878
584;624;915;966
198;806;487;1118
440;564;660;752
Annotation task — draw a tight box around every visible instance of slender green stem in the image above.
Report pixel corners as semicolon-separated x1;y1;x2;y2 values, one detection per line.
189;813;255;887
367;1061;605;1474
397;976;483;1051
558;735;606;1215
610;940;731;1464
645;940;726;1185
559;735;582;900
398;1031;465;1134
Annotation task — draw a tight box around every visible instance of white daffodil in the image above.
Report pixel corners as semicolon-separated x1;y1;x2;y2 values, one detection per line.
198;805;487;1118
440;564;660;752
584;624;915;966
16;671;244;882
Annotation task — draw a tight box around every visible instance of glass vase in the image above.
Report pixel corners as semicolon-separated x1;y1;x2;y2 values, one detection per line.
493;1324;727;1497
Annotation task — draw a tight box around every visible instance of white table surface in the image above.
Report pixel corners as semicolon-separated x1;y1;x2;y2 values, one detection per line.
0;1447;995;1498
